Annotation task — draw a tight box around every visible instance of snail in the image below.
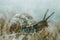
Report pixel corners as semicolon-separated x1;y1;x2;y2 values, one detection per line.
8;13;35;34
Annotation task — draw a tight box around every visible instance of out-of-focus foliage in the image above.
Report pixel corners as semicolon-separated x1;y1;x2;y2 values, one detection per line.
0;13;60;40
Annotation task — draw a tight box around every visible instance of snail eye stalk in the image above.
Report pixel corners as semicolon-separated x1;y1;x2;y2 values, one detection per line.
46;12;55;20
43;9;49;20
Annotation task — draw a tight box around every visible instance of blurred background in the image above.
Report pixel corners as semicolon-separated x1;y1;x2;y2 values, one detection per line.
0;0;60;22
